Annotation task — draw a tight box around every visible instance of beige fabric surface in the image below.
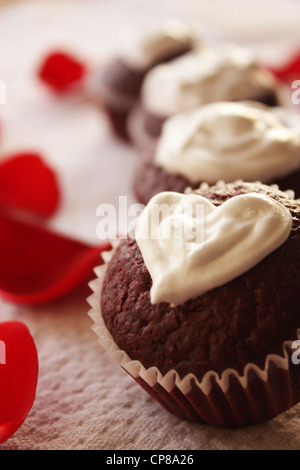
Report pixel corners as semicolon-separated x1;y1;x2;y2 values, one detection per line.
0;0;300;450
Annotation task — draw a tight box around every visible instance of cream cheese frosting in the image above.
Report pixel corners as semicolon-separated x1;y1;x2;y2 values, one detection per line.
135;191;292;306
141;44;279;115
119;20;196;70
154;101;300;184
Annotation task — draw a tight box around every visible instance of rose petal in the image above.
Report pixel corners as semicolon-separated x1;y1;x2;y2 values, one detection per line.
38;51;86;93
0;153;60;217
268;51;300;84
0;321;38;443
0;210;110;305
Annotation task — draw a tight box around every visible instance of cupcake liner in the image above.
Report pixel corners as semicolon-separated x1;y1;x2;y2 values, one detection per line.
87;239;300;427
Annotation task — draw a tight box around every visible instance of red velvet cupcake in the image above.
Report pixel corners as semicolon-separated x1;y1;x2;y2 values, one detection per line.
128;44;287;149
133;101;300;204
88;181;300;427
95;21;198;140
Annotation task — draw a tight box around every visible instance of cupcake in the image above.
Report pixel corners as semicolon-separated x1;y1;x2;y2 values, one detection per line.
88;181;300;427
127;43;287;149
95;20;197;140
133;101;300;205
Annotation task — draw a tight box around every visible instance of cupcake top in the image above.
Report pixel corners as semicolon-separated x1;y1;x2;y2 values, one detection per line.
141;44;280;115
119;20;197;70
135;190;292;306
154;101;300;184
101;181;300;380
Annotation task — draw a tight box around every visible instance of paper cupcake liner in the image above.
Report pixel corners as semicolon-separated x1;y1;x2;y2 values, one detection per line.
87;239;300;427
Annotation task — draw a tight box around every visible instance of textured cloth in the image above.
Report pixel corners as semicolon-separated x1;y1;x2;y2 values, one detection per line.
1;290;300;450
0;0;300;450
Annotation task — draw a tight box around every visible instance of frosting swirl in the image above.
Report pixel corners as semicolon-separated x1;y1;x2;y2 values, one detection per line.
135;191;292;306
119;20;196;70
154;101;300;183
142;44;279;115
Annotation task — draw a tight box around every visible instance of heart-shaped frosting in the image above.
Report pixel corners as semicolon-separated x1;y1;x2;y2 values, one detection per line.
135;191;292;306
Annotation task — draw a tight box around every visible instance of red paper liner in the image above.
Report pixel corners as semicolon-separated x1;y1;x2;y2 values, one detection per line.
88;241;300;427
129;355;299;427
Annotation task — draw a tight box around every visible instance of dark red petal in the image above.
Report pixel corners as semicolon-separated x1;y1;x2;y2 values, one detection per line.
0;210;110;305
0;153;60;217
0;321;38;443
38;51;86;93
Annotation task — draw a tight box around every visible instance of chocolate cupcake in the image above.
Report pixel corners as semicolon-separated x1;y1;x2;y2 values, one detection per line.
133;101;300;204
88;181;300;427
128;44;287;149
95;21;197;140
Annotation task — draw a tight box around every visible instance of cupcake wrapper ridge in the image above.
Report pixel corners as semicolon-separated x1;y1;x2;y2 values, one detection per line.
88;232;300;427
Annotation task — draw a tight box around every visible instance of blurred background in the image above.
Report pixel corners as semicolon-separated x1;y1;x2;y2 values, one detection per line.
1;0;300;243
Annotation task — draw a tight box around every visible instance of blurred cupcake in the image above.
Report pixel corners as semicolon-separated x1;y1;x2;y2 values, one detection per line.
128;43;287;149
95;20;198;140
88;181;300;427
133;101;300;204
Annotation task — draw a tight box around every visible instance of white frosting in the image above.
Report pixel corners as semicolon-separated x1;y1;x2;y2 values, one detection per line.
142;44;279;115
154;101;300;184
135;191;292;306
119;20;196;70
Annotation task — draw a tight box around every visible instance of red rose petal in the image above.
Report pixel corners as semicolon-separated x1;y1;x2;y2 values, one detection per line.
38;51;86;93
0;210;110;305
268;51;300;84
0;321;38;443
0;153;60;217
